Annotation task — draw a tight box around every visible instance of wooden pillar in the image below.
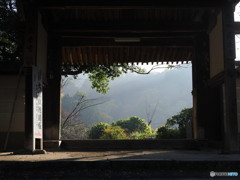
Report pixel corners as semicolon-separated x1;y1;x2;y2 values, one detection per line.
204;84;223;141
222;4;239;152
43;36;61;145
192;57;198;139
24;68;34;150
23;7;37;150
192;34;210;140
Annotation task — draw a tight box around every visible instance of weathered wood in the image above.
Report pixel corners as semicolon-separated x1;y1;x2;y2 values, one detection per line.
48;22;207;33
23;9;37;67
222;5;239;152
204;86;224;141
234;22;240;34
43;36;62;143
23;8;38;151
36;0;229;9
192;33;210;140
60;32;196;38
207;72;225;88
24;67;33;150
61;37;193;47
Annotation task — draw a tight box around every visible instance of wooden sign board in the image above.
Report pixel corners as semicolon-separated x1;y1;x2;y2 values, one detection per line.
32;66;43;150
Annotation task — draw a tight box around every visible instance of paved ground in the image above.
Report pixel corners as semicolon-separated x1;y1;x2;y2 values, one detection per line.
0;150;239;179
0;149;240;161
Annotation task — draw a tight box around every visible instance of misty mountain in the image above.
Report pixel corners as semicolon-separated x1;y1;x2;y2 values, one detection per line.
62;66;193;129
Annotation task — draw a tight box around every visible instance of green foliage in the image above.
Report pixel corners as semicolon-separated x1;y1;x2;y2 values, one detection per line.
88;116;153;139
156;107;193;139
111;116;152;135
100;126;128;139
130;132;156;139
62;64;145;94
165;108;193;138
0;0;23;61
156;126;181;139
88;122;110;139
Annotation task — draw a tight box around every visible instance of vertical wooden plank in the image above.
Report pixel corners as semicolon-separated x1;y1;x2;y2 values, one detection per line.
222;4;239;152
23;9;37;67
43;35;62;147
24;67;33;150
192;33;210;140
23;7;37;151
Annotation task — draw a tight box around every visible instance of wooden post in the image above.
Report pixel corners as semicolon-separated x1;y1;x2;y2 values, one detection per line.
24;67;33;150
23;7;46;152
222;4;239;153
192;34;210;140
43;36;62;147
23;7;38;151
192;62;198;139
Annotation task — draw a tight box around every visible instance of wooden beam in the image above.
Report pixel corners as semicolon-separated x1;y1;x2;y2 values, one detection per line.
234;22;240;34
60;32;196;39
207;71;225;88
47;22;208;33
61;37;193;47
35;0;228;9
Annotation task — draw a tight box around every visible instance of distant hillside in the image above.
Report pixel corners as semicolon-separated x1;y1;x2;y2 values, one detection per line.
62;66;193;129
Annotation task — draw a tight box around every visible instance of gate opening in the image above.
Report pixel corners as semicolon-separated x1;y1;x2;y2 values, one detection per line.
60;62;193;141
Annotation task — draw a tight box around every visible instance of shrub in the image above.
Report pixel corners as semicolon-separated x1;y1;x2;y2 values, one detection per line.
130;132;156;139
112;116;152;135
100;126;128;139
88;122;109;139
156;126;181;139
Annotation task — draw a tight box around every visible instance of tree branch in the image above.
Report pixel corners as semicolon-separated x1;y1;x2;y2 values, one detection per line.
61;95;108;129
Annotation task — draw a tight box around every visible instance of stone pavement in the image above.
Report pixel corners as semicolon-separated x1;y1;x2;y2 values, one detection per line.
0;149;240;162
0;150;239;179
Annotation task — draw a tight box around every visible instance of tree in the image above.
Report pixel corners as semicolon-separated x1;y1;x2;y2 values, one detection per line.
0;0;23;61
88;122;110;139
61;91;108;139
111;116;152;135
156;126;181;139
61;63;181;94
156;107;193;139
165;108;193;138
145;97;159;126
62;63;146;94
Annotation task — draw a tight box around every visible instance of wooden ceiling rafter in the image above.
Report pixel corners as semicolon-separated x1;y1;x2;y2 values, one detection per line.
62;46;193;65
83;47;88;65
108;47;113;66
71;47;78;65
94;47;98;65
28;0;226;65
35;0;231;9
